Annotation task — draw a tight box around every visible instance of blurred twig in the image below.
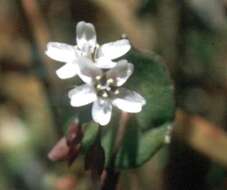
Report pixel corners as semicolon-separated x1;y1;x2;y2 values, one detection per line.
0;60;31;73
20;0;62;134
174;110;227;167
21;0;49;54
157;0;179;73
94;0;152;51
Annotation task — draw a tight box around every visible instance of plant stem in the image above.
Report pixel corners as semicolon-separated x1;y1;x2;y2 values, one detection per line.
101;168;120;190
113;112;130;157
100;112;130;190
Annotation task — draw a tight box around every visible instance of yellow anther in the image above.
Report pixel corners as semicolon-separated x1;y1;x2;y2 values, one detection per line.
96;84;102;89
114;89;120;95
107;78;114;84
96;75;102;80
102;92;108;98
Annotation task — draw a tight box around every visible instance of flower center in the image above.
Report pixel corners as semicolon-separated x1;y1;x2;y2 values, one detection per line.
94;75;119;98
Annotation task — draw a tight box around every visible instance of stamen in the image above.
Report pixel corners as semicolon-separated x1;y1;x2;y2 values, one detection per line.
96;75;102;80
94;75;119;99
107;78;114;84
102;92;108;98
96;84;102;89
114;89;120;95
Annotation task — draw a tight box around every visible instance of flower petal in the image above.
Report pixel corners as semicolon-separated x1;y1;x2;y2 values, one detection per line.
92;99;112;126
106;60;134;86
56;63;78;79
45;42;77;62
112;88;146;113
69;84;97;107
76;21;97;54
95;57;117;69
97;39;131;60
76;56;102;84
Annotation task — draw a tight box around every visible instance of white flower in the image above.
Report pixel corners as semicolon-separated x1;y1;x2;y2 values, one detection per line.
45;21;131;79
68;57;146;126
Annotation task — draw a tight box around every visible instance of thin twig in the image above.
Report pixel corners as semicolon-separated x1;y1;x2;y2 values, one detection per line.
95;0;152;51
21;0;49;54
174;110;227;167
20;0;61;134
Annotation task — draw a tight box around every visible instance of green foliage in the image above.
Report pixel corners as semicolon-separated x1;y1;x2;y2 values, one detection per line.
126;50;175;130
81;50;175;169
81;122;99;153
102;120;171;169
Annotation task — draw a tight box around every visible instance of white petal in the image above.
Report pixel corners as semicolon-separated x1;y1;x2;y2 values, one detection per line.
45;42;77;62
97;39;131;60
92;99;112;126
69;84;97;107
106;60;134;86
112;88;146;113
56;63;78;79
95;57;117;69
76;21;97;54
76;56;102;84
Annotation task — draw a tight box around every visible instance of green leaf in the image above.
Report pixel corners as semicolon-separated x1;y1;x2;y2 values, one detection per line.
80;50;175;169
116;123;169;169
81;122;99;153
125;50;175;131
101;117;171;169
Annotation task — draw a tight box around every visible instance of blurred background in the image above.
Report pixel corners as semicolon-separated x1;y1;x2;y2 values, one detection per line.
1;0;227;189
